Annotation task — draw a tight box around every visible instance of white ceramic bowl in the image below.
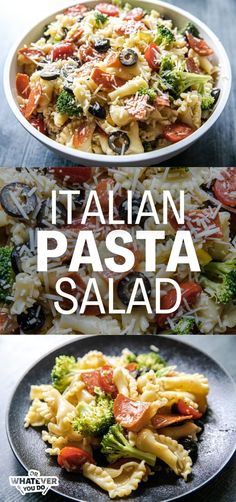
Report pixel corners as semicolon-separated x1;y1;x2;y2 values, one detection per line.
4;0;231;167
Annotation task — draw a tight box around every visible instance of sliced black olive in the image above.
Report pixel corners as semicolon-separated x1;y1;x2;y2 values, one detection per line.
11;241;37;275
118;195;151;227
36;199;67;228
94;38;110;53
179;438;198;463
119;48;138;66
117;272;151;306
211;88;220;103
63;84;74;94
0;182;37;218
40;67;60;80
89;102;106;119
17;303;45;334
108;131;130;154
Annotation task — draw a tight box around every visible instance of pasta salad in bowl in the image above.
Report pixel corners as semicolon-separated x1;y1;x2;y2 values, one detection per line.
24;346;209;499
4;1;231;166
0;166;236;335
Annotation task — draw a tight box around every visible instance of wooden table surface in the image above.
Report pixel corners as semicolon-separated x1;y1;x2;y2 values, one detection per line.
0;0;235;167
0;335;236;502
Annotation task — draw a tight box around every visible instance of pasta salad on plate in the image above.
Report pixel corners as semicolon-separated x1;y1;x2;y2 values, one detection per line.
0;166;236;335
24;346;209;499
15;2;219;156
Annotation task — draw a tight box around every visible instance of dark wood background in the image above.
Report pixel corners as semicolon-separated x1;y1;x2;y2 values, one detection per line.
0;0;235;167
0;335;236;502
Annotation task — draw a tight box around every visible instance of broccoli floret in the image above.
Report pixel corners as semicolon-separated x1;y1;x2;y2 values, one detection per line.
136;352;166;372
94;11;108;26
125;351;166;373
51;355;80;393
56;90;82;117
200;259;236;304
138;87;157;101
159;55;175;73
0;246;14;302
73;392;114;436
155;24;175;48
201;94;215;110
180;22;200;38
101;424;156;466
157;66;211;99
173;317;195;334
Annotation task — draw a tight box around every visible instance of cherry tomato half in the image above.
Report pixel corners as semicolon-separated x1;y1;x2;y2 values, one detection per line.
177;400;202;419
213;168;236;207
163;122;194;143
29;117;45;134
51;42;75;61
58;447;95;472
156;281;202;328
144;43;160;71
50;167;92;185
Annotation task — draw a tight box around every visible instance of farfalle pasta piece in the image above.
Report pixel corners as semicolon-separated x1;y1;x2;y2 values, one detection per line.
24;399;54;427
158;373;209;395
158;421;202;441
113;367;138;399
63;380;95;407
136;428;192;480
78;350;109;369
83;461;147;499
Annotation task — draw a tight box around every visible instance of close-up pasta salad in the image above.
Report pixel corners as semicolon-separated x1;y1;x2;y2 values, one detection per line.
25;347;209;499
0;166;236;335
15;2;219;155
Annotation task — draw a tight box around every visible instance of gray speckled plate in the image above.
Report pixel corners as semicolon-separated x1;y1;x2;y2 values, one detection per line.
6;336;236;502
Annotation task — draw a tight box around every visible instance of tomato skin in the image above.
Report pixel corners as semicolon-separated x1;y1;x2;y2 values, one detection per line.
156;281;202;328
91;68;125;91
126;362;138;372
186;32;214;56
95;178;115;211
169;209;223;239
177;400;202;419
50;167;92;185
29;117;45;134
64;4;88;15
58;447;95;472
72;123;93;148
114;394;151;432
124;7;144;20
22;86;42;119
51;42;75;61
163;122;194;143
96;2;120;16
213;168;236;207
81;366;117;396
144;43;160;71
16;73;30;98
99;365;118;396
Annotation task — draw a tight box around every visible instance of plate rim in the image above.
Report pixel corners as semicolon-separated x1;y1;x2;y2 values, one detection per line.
6;335;236;502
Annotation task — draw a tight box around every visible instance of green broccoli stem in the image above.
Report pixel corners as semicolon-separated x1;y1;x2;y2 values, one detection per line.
121;444;156;466
102;425;156;466
205;261;236;276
